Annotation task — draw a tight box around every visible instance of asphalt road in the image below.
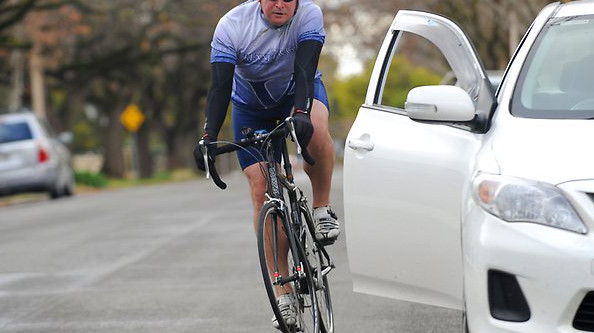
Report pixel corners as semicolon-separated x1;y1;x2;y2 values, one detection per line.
0;168;462;332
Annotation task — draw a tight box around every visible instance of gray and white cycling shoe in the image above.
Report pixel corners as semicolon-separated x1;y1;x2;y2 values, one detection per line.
272;294;297;330
313;206;340;245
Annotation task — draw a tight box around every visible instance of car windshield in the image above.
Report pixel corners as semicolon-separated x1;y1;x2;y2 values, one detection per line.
0;121;33;144
512;15;594;119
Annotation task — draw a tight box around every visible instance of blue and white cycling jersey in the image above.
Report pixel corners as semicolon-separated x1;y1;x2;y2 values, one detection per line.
210;0;325;110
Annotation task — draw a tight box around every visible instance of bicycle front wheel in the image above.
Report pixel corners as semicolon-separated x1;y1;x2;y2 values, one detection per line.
301;205;334;333
257;202;320;333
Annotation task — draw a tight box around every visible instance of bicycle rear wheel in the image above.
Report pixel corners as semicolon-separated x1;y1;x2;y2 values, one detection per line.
301;205;334;333
257;202;320;333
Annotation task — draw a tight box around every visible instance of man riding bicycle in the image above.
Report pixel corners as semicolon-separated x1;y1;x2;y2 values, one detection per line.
194;0;339;329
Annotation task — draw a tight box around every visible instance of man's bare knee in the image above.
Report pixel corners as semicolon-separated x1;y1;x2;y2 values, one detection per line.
244;163;268;208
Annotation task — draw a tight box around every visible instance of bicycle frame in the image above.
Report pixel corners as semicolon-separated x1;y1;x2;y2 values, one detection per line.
261;136;306;288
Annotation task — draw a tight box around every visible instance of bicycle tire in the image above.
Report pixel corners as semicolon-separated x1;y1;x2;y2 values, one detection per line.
300;205;334;333
257;202;320;333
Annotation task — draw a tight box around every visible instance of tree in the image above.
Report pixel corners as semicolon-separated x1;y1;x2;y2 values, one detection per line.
321;0;556;72
0;0;37;42
332;56;440;117
41;0;240;178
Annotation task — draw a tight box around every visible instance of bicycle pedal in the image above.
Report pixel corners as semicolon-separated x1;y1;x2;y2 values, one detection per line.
314;278;324;291
318;238;335;246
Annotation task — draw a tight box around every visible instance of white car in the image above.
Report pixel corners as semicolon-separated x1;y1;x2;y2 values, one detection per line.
343;1;594;332
0;112;75;199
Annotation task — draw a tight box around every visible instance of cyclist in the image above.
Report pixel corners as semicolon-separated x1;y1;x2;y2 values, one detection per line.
194;0;339;328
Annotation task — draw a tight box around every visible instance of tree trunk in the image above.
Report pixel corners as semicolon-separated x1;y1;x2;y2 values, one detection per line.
168;131;191;169
137;123;153;178
30;43;47;118
9;49;24;112
101;103;126;178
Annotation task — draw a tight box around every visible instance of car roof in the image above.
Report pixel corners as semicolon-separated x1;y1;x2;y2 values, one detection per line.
0;112;37;123
555;0;594;17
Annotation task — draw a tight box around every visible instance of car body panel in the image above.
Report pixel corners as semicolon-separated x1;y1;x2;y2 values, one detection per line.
462;203;594;332
488;117;594;185
345;106;481;310
556;0;594;16
0;141;38;172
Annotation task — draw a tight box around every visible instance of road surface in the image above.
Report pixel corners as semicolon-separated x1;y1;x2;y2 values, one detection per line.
0;168;462;332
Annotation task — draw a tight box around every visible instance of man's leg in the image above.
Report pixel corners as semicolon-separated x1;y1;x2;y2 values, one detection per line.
303;99;340;243
304;99;334;207
245;163;297;328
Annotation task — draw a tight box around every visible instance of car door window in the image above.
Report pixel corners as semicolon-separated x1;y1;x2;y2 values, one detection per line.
368;11;495;132
379;31;454;110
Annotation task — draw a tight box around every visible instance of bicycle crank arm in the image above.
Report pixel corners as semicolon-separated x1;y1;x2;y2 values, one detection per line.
274;274;299;286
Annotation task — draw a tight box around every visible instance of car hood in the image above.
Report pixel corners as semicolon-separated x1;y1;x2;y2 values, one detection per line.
490;118;594;185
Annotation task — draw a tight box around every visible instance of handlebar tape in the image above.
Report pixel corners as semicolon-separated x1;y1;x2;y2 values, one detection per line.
208;157;227;190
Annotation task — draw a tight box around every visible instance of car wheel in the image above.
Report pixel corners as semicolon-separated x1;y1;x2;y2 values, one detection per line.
49;185;62;199
49;179;64;199
63;178;74;197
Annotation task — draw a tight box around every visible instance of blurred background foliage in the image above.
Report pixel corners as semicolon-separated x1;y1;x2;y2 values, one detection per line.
0;0;555;179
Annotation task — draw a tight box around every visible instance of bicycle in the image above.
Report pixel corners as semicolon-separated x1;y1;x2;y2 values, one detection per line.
197;117;335;333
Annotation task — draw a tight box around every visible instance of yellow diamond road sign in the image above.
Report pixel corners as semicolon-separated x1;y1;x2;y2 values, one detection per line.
120;104;145;132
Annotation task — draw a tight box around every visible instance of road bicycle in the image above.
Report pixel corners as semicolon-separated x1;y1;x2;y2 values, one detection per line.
197;117;335;333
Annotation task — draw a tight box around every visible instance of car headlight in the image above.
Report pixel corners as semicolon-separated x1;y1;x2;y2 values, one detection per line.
473;173;587;234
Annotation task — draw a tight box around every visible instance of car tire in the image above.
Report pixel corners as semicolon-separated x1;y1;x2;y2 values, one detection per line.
63;178;74;197
49;185;62;199
49;178;64;199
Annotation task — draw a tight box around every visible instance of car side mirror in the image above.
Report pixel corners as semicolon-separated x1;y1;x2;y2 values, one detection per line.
58;132;73;144
405;85;476;122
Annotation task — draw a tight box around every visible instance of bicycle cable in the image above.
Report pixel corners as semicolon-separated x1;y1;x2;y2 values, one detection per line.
259;120;291;191
209;118;290;194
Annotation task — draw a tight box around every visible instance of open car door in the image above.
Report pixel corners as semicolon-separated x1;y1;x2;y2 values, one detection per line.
343;10;495;310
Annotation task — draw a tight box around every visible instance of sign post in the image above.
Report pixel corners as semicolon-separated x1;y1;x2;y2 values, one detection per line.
120;104;145;178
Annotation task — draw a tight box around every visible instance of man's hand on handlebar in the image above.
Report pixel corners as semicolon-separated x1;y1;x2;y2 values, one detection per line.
292;111;313;148
193;134;228;190
193;134;215;172
292;111;315;165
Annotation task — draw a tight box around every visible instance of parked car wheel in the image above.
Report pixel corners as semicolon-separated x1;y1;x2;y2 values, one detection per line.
63;173;75;197
49;182;63;199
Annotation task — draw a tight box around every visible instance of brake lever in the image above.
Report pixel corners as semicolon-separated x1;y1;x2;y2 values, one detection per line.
286;116;315;166
199;139;210;179
286;117;302;155
198;139;227;190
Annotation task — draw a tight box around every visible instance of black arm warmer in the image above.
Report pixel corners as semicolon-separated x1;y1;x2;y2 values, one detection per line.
294;40;323;113
204;62;235;139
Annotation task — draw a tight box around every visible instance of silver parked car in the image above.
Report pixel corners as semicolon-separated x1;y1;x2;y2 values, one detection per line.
0;112;74;199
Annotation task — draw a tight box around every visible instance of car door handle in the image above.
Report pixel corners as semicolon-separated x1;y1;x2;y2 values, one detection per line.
347;139;374;151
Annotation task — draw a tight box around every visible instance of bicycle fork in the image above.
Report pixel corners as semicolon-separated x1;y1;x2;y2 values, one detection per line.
270;203;306;290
